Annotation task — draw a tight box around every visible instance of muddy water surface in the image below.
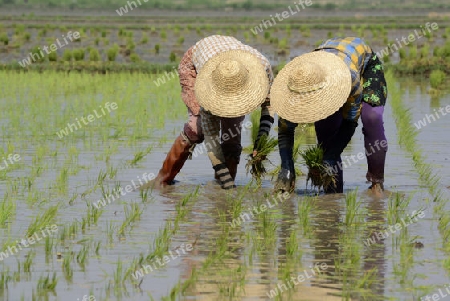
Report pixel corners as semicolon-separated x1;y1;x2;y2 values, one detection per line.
1;77;450;301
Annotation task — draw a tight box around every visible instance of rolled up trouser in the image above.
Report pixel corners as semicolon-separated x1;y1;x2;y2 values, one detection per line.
220;116;244;163
315;110;343;193
361;102;387;184
184;108;204;144
215;116;244;181
276;118;298;191
201;108;243;189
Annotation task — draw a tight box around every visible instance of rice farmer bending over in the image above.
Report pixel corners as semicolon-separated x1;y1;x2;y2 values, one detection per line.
269;37;388;195
154;35;274;189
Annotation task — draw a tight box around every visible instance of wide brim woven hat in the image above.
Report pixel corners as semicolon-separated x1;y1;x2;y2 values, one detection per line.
195;49;269;118
271;51;352;124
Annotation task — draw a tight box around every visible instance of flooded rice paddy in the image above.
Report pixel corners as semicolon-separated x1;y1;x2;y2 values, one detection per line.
0;71;449;301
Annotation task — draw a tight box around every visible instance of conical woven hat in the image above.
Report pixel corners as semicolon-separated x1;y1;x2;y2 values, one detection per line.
195;49;270;118
271;51;352;124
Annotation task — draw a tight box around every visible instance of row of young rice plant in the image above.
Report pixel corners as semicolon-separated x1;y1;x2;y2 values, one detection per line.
386;70;450;297
0;70;188;300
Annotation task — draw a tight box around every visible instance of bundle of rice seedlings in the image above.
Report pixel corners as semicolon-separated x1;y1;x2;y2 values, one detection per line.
300;145;336;191
246;134;278;180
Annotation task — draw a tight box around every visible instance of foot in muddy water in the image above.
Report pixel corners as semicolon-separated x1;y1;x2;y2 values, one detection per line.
368;183;384;198
138;178;178;190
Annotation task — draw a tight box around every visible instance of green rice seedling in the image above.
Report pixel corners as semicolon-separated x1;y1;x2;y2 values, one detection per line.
399;48;407;61
68;193;78;206
61;49;72;62
438;213;450;245
169;51;177;63
420;43;430;58
0;33;8;45
355;267;378;290
107;46;118;62
429;69;445;89
387;192;410;225
387;71;443;199
44;235;53;259
24;251;35;273
89;48;101;61
278;38;288;52
37;28;47;37
408;45;418;60
160;30;167;40
260;210;277;246
56;167;68;194
14;24;25;35
76;246;88;270
106;165;118;180
0;268;11;290
36;273;57;291
0;193;16;227
94;241;101;256
344;189;362;227
245;134;278;180
97;169;107;186
229;195;244;221
73;49;85;61
130;53;140;63
128;146;152;165
62;252;73;282
107;221;115;244
285;228;301;262
26;205;58;237
69;221;78;238
23;32;31;41
298;196;315;237
140;34;148;44
300;145;336;191
59;224;69;241
126;38;135;51
177;36;184;45
154;44;160;54
29;46;46;62
113;258;125;288
80;217;87;234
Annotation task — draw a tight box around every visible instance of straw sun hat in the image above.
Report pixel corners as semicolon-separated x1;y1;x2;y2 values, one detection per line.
195;49;269;118
271;51;352;124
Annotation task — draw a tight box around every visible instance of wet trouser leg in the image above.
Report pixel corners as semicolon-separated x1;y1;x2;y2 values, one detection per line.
314;110;345;193
276;117;298;192
361;102;387;185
